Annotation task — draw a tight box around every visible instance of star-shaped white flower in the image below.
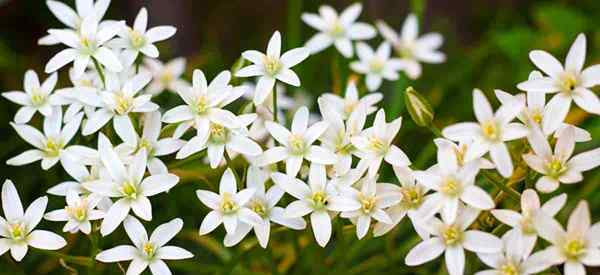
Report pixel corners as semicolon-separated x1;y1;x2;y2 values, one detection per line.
44;190;104;234
272;164;360;247
96;216;193;275
301;3;376;57
197;168;262;236
236;31;309;105
351;109;411;177
45;15;124;78
40;0;111;45
442;89;528;178
319;81;382;120
83;134;179;236
81;71;158;135
405;206;502;275
112;7;177;67
0;180;67;262
2;70;60;123
376;14;445;79
350;42;404;91
530;201;600;275
523;125;600;193
517;33;600;132
258;106;336;177
491;189;567;257
114;111;185;175
144;57;189;95
434;138;495;170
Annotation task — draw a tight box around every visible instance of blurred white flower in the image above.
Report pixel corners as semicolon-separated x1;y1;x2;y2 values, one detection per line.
0;180;66;262
376;14;445;79
44;190;104;234
2;70;60;123
350;42;404;91
301;3;376;57
144;57;189;95
236;31;309;105
96;216;193;275
319;81;382;120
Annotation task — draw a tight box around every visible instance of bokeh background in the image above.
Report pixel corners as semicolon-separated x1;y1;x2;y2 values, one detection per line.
1;0;600;274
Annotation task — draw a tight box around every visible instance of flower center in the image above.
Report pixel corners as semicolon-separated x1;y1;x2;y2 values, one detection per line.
400;186;423;209
30;88;47;106
143;242;156;258
264;56;281;76
359;195;377;214
500;262;519;275
288;135;307;155
114;93;134;115
66;204;88;222
545;157;566;179
368;136;387;155
369;58;385;74
79;79;94;87
250;200;269;218
343;101;357;117
562;238;586;261
129;29;146;49
220;193;239;214
161;71;174;85
328;21;345;38
311;191;328;210
121;181;138;199
454;144;468;166
136;138;155;156
481;120;501;142
520;213;536;235
191;95;209;115
80;36;97;55
440;177;462;197
395;40;415;59
209;123;230;144
9;222;27;241
530;108;543;124
560;72;579;93
441;225;463;246
44;137;64;158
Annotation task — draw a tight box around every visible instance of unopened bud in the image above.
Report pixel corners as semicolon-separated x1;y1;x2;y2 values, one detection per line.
404;87;434;127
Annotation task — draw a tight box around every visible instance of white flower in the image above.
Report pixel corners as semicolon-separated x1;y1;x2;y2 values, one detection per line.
301;3;376;57
257;106;336;177
197;168;262;236
53;68;103;123
442;89;528;178
318;97;367;176
415;150;493;223
7;108;93;173
144;57;188;95
2;70;60;123
338;177;398;239
272;164;360;247
405;206;502;275
111;7;177;66
531;201;600;275
223;166;306;248
40;0;111;45
351;109;411;177
115;111;185;175
350;42;404;91
373;166;430;239
44;190;104;234
47;164;104;197
491;189;567;257
434;138;495;170
517;33;600;133
81;71;158;135
163;69;238;145
523;125;600;193
203;114;263;168
83;134;179;236
0;180;67;262
236;31;310;105
376;14;445;79
96;216;193;275
319;81;382;120
45;15;124;78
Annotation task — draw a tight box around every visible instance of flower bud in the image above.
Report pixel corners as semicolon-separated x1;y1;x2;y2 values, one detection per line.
404;86;434;127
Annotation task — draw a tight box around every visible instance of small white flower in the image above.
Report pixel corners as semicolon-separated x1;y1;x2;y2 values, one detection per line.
415;150;493;223
523;125;600;193
44;190;104;234
197;168;262;236
144;57;189;95
492;189;567;256
47;164;103;197
530;201;600;275
236;31;310;105
45;15;124;78
257;106;336;177
0;180;67;262
223;166;306;248
40;0;111;45
2;70;60;123
115;111;185;175
517;33;600;132
319;81;382;120
301;3;376;57
434;138;495;170
83;134;179;236
111;7;177;67
338;177;398;239
53;68;103;123
351;109;411;177
442;89;528;178
272;164;361;247
81;71;158;135
405;206;502;275
96;216;193;275
376;14;445;79
203;114;263;168
350;42;404;91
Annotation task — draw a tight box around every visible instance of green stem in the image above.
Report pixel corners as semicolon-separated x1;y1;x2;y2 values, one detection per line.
428;124;442;137
481;170;521;201
224;151;241;184
33;249;93;267
272;84;278;123
91;57;106;89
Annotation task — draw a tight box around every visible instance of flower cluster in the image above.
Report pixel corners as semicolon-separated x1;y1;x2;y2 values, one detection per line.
1;1;599;275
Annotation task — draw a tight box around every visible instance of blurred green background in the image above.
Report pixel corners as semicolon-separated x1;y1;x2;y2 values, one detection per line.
1;0;599;274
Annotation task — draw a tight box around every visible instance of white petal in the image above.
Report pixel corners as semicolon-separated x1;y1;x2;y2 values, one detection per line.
123;216;149;247
280;47;309;68
199;210;222;235
461;186;494;210
462;231;501;253
95;245;137;262
150;218;183;247
146;26;177;43
565;33;586;73
445;246;465;275
27;230;67;250
568;148;600;172
310;211;331;247
100;199;131;236
2;180;24;220
489;143;513;178
529;50;564;78
405;237;445;265
157;246;194;260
